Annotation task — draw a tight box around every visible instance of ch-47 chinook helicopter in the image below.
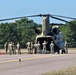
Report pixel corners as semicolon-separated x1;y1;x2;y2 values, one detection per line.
0;14;76;54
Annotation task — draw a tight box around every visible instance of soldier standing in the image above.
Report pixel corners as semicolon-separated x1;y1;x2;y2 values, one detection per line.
50;41;54;53
26;41;31;54
42;41;47;53
64;41;68;53
17;42;21;54
34;41;40;54
4;42;8;54
8;42;13;55
12;42;16;54
30;42;34;54
34;43;38;54
37;41;40;53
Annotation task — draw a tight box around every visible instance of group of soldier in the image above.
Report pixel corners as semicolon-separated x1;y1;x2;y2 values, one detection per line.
26;40;54;54
4;42;21;55
4;40;67;54
26;40;68;54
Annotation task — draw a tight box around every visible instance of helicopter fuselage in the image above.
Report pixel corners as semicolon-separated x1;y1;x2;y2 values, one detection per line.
35;16;68;54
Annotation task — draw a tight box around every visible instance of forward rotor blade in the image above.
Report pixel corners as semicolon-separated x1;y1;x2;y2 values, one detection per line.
52;14;76;20
0;14;42;21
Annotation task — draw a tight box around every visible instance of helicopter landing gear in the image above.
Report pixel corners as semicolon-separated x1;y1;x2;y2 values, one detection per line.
61;45;68;54
57;50;60;54
61;50;65;54
61;49;68;54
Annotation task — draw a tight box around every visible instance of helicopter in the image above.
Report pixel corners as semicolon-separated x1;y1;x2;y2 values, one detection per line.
0;14;76;54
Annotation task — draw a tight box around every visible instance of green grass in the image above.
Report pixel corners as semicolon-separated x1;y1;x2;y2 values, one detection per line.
42;67;76;75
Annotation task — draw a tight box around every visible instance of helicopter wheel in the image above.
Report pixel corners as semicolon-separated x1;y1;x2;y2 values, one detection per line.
61;50;66;54
58;49;60;54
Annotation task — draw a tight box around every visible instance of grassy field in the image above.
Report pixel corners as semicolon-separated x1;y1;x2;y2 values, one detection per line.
42;67;76;75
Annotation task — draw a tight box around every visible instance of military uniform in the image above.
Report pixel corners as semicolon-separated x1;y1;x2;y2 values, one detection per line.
17;42;21;54
8;42;13;55
42;41;47;53
4;42;8;54
50;41;54;53
37;42;40;53
34;42;40;53
26;41;31;54
30;42;34;54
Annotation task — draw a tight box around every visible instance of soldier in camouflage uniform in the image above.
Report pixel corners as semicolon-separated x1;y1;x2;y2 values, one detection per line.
50;41;54;53
4;42;8;54
17;42;21;54
42;41;47;53
8;42;13;55
26;41;31;54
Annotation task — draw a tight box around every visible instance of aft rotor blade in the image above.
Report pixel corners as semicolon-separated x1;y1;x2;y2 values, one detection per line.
50;15;76;25
52;15;76;20
0;14;42;21
50;15;69;23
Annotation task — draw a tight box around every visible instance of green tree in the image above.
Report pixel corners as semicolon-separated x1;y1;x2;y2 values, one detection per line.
61;20;76;47
0;18;44;48
67;20;76;47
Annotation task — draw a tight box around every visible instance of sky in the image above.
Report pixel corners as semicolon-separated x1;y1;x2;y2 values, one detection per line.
0;0;76;24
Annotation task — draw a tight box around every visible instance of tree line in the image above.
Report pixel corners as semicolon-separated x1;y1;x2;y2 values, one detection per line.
0;18;41;48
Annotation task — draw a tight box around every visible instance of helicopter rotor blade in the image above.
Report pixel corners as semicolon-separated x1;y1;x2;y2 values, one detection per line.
50;15;76;25
51;14;76;20
50;15;69;23
50;15;75;25
0;14;43;21
0;13;76;24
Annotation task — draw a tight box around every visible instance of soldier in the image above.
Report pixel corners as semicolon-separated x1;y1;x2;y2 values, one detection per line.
12;42;16;54
4;42;8;54
64;41;68;48
30;42;34;54
17;42;21;54
50;41;54;53
34;43;38;54
42;40;47;53
8;42;13;55
37;41;40;53
64;41;68;53
26;41;31;54
34;41;40;54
